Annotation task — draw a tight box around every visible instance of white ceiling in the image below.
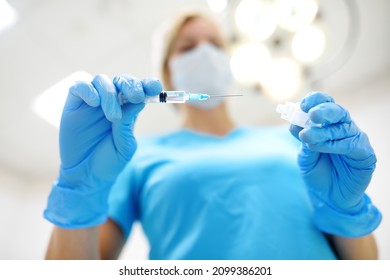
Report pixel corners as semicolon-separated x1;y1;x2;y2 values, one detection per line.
0;0;389;180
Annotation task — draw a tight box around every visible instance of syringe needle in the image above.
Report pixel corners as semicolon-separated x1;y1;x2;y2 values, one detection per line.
209;94;243;98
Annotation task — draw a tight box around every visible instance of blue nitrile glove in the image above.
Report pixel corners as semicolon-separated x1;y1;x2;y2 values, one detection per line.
44;74;162;228
289;92;382;237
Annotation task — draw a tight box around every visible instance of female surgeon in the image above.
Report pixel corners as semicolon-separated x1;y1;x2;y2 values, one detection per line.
44;12;382;259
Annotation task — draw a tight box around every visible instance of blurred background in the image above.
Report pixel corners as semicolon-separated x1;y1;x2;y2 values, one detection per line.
0;0;389;259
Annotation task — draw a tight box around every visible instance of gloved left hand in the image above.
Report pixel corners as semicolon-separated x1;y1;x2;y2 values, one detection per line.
290;92;382;237
44;74;162;228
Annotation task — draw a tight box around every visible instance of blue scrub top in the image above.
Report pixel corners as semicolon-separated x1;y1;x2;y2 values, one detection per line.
108;126;337;260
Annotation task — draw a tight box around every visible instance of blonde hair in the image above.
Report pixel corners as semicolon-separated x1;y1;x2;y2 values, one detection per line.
158;11;227;90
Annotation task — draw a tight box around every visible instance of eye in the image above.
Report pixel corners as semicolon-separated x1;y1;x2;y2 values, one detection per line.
210;38;224;49
178;44;196;53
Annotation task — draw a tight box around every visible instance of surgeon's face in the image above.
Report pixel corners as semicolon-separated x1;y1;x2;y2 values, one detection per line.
171;17;226;58
168;17;233;110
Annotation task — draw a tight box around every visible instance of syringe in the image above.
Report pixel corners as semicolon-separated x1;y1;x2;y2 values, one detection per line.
119;91;242;105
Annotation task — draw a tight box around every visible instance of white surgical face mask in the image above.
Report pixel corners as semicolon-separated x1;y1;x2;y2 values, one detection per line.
169;42;233;110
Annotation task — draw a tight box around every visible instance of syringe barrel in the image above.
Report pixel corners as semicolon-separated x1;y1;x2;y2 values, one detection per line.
119;91;208;104
144;91;188;103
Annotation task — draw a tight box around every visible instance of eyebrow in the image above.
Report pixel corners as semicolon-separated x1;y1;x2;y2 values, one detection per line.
177;34;223;44
177;37;196;43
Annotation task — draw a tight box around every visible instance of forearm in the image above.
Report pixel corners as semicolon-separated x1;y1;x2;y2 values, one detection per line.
45;226;100;260
329;233;378;260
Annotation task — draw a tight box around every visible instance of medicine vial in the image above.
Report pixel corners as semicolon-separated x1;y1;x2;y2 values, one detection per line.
276;102;310;128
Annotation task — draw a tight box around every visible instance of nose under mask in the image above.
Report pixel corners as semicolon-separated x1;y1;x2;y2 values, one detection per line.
169;43;234;110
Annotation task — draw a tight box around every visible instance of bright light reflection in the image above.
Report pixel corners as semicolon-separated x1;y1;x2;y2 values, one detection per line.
235;0;277;41
292;25;326;64
0;0;18;33
230;43;272;85
207;0;228;13
33;71;93;128
259;58;302;101
276;0;318;32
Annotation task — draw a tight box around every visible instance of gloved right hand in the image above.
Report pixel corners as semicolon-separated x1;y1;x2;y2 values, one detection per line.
44;74;162;228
